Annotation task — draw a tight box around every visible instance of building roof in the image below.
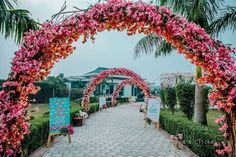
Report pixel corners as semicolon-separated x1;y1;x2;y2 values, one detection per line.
84;67;109;75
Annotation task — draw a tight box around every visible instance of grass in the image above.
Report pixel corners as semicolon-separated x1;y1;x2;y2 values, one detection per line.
161;108;222;131
207;109;223;130
29;101;91;119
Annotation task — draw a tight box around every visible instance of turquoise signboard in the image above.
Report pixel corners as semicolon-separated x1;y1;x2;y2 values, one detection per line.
49;98;70;134
147;98;160;122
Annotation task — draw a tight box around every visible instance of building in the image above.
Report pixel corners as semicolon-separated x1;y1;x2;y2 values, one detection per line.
160;72;194;88
66;67;143;97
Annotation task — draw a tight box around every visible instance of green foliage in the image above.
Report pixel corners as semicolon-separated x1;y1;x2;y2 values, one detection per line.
71;81;86;88
70;88;83;100
176;83;195;119
160;110;224;157
159;89;166;107
210;6;236;37
0;0;39;43
164;87;176;114
29;82;53;103
0;79;5;90
46;73;69;97
59;127;69;136
89;96;98;103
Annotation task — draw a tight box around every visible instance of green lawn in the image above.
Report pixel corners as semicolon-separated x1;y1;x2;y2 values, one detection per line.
161;108;222;131
29;101;88;119
207;109;223;130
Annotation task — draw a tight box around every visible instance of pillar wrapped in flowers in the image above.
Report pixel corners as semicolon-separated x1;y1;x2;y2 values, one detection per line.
0;0;235;156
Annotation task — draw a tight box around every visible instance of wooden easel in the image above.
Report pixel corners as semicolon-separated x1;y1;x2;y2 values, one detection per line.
144;120;160;131
46;133;71;147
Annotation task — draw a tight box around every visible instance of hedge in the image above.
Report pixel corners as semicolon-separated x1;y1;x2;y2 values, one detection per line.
160;110;224;157
21;103;99;156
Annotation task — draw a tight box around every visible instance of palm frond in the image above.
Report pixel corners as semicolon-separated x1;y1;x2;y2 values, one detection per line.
210;6;236;37
0;0;18;10
0;9;39;44
154;40;173;58
134;34;163;58
134;34;174;58
159;0;224;28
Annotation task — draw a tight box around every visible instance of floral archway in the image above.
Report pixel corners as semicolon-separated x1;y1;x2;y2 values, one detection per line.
0;0;235;155
82;67;150;110
111;78;150;106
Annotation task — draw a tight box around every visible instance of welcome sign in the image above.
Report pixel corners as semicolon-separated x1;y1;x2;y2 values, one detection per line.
99;96;106;108
147;98;161;122
49;98;70;134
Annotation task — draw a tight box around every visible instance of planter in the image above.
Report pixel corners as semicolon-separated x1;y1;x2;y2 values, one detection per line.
72;116;84;127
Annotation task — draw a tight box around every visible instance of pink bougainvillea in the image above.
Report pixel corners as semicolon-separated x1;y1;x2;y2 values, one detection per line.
0;0;235;155
82;67;150;110
111;78;150;106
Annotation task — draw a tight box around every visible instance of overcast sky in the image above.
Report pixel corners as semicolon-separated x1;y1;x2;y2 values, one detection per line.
0;0;235;84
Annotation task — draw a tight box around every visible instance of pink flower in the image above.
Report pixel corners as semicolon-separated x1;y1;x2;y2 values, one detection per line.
216;149;225;155
219;123;228;132
214;142;220;147
223;132;229;137
67;125;74;135
6;149;13;155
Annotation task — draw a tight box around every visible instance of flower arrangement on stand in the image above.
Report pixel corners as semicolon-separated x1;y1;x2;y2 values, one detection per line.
59;125;74;136
72;111;88;127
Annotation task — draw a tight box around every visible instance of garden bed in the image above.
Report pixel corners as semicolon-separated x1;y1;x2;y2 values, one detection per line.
160;109;224;157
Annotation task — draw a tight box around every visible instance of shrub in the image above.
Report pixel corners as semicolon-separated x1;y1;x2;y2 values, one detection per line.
160;110;224;157
89;96;98;103
159;89;166;108
70;88;83;100
176;83;195;119
164;87;176;114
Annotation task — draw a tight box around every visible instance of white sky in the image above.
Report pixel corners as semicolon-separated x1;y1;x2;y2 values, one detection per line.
0;0;235;84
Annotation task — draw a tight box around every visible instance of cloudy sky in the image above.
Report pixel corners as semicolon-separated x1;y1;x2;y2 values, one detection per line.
0;0;235;84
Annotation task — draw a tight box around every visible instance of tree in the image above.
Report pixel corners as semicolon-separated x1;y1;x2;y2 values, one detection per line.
46;73;69;97
134;0;225;125
0;0;38;43
176;80;195;120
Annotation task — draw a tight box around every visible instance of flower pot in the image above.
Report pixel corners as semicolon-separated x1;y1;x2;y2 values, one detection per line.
72;117;83;127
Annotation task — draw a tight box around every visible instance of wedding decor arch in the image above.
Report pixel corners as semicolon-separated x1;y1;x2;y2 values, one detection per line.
0;0;235;155
111;78;150;106
82;67;150;110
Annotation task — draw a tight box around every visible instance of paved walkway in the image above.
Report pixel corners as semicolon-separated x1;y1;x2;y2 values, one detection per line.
43;104;195;157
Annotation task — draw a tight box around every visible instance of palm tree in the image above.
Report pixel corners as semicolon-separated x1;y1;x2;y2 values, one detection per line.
134;0;225;125
210;6;236;37
46;73;69;97
0;0;38;44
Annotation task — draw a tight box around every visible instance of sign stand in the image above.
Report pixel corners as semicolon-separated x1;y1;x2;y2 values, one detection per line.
146;98;161;131
47;98;71;147
46;133;71;147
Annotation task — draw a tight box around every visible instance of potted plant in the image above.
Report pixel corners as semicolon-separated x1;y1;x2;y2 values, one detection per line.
72;111;88;127
72;113;83;127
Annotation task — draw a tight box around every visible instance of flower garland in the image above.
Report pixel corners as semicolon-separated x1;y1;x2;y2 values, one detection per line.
111;78;150;106
82;67;150;110
0;0;235;155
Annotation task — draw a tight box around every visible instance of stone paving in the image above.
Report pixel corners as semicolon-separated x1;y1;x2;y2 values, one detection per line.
43;104;196;157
